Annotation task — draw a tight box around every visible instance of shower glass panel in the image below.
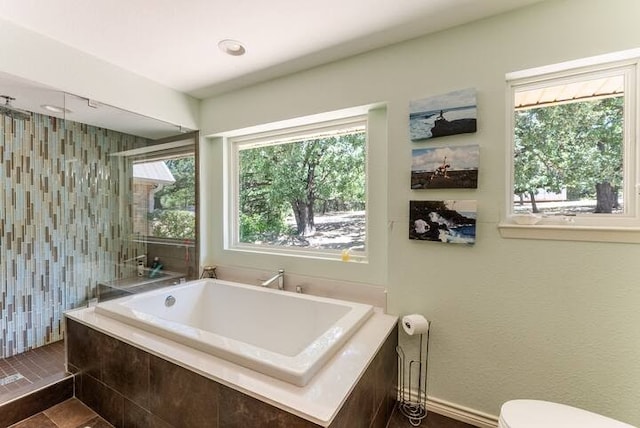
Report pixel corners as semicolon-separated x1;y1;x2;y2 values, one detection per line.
60;93;199;303
0;76;197;405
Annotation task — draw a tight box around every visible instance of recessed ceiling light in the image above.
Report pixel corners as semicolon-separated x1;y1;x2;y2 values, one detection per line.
41;104;71;114
218;39;246;56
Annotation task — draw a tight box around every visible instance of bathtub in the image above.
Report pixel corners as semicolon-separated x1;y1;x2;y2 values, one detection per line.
94;278;373;386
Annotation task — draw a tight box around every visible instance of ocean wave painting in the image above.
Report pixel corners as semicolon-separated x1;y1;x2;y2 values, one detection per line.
410;88;477;141
409;200;477;245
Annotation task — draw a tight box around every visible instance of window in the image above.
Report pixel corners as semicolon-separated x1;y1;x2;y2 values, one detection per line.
132;148;196;241
228;116;367;258
503;53;639;240
134;154;196;240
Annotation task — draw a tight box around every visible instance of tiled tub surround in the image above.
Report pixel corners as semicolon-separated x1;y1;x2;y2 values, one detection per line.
65;302;397;427
0;114;147;358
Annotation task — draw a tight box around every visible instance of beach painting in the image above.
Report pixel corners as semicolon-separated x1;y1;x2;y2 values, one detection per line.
411;144;479;189
409;88;477;141
409;200;477;244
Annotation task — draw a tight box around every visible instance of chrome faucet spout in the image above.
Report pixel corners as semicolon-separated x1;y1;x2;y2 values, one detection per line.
261;269;285;290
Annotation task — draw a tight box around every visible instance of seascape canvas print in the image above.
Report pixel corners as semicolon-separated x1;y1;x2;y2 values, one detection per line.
409;88;477;141
409;200;477;244
411;145;479;189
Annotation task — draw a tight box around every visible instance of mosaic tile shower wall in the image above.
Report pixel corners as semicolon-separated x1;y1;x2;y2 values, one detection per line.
0;113;147;358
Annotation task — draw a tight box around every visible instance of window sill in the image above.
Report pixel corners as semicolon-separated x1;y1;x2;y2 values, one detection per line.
227;244;368;264
498;223;640;243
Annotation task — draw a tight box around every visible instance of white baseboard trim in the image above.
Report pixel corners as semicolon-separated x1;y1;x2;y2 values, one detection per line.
426;396;498;428
397;388;499;428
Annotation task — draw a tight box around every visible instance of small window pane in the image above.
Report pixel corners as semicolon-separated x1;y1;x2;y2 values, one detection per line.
513;75;624;216
133;155;196;239
237;127;366;253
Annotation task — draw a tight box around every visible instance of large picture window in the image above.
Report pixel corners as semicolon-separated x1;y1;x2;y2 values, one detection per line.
229;116;367;258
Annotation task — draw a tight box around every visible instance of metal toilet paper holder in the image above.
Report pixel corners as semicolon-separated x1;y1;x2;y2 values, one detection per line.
396;319;430;426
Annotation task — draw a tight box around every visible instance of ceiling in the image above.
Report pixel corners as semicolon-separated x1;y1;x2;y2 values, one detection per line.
0;0;544;99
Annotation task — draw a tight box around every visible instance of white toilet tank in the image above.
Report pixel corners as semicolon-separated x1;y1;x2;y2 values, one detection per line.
499;400;637;428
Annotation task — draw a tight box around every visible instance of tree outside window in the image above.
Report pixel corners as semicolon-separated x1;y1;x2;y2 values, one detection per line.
513;75;625;216
235;124;366;253
133;155;196;240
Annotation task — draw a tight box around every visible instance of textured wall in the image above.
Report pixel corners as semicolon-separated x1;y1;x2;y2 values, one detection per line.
0;114;145;358
199;0;640;425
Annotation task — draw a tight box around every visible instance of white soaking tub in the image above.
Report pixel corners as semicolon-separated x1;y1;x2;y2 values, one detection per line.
94;278;373;386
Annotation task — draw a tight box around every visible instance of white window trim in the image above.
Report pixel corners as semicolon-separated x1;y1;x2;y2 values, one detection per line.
499;52;640;243
226;115;369;261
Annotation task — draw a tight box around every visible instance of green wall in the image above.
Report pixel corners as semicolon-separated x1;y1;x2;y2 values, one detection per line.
200;0;640;424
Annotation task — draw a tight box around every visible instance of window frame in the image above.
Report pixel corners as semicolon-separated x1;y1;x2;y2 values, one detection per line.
131;146;197;243
122;136;200;244
500;54;640;242
226;115;369;260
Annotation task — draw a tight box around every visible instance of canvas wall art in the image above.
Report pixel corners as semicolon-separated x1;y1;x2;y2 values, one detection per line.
409;88;477;141
411;144;479;189
409;200;477;244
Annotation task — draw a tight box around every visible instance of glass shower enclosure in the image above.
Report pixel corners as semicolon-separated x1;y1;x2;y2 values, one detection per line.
0;76;198;402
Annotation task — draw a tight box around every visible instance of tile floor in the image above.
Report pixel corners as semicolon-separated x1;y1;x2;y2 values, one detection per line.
8;398;112;428
0;341;67;404
9;399;474;428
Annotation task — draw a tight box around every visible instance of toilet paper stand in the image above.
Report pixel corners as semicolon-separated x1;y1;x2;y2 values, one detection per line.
396;327;430;426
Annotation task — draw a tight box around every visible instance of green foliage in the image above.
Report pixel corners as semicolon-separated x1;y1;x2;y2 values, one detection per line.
154;157;196;210
145;156;196;239
238;130;366;242
239;212;293;242
514;96;623;209
149;209;195;239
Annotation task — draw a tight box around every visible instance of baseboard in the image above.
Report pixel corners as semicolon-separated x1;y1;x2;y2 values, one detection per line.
397;388;499;428
426;396;498;428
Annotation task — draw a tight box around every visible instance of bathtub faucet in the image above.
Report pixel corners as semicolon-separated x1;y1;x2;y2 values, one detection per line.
261;269;285;290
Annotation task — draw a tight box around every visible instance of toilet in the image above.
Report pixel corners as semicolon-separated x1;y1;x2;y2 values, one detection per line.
498;400;636;428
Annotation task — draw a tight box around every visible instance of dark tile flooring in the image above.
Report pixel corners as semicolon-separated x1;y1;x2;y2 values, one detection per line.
9;399;475;428
8;398;113;428
0;341;67;404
